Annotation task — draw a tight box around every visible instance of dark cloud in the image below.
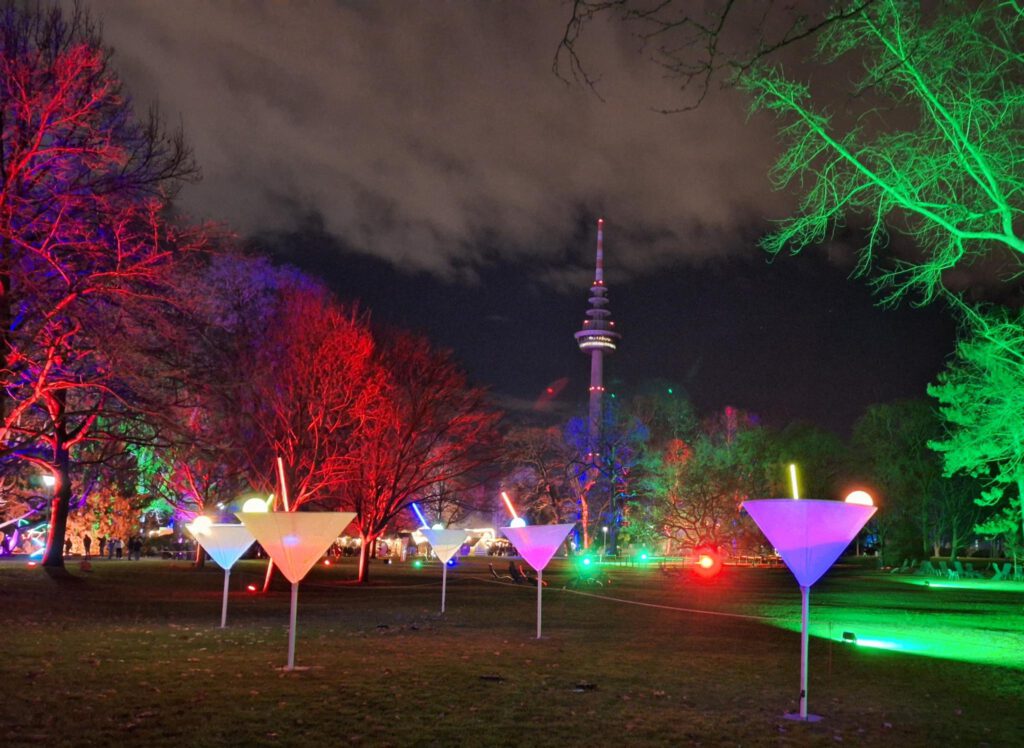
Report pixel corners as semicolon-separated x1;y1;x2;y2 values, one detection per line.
93;1;788;279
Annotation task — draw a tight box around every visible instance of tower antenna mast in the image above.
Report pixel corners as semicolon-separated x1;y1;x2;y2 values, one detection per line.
573;218;621;463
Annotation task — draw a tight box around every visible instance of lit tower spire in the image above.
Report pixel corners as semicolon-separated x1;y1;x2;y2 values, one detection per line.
574;218;621;459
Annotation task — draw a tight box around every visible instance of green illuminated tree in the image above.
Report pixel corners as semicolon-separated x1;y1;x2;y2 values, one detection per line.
742;0;1024;554
743;0;1024;304
929;307;1024;571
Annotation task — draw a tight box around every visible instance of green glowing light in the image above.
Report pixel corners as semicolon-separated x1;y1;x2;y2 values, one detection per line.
853;638;906;651
766;608;1021;669
413;559;423;569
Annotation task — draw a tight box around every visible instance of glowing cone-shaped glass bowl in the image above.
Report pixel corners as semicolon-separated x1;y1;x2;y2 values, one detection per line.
185;522;256;628
238;511;356;670
420;528;469;613
500;523;575;638
743;499;876;721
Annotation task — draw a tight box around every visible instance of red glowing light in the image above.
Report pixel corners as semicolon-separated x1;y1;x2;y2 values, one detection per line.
27;561;38;568
693;548;722;579
323;559;331;566
246;584;257;592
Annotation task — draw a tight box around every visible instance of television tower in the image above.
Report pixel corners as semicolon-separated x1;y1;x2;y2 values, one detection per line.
574;218;620;460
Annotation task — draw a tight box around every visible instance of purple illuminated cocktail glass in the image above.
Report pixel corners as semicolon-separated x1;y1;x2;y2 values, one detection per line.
500;523;575;638
743;499;876;721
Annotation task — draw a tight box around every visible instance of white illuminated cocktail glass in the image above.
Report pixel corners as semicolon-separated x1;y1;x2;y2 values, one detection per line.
420;528;469;613
237;511;356;670
742;499;876;721
185;522;256;628
500;523;575;639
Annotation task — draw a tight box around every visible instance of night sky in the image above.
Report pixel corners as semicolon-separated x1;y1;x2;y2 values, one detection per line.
92;2;956;433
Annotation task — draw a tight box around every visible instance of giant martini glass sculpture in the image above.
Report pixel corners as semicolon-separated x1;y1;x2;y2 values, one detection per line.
420;527;470;613
185;519;256;628
237;511;356;670
500;523;575;639
742;498;876;721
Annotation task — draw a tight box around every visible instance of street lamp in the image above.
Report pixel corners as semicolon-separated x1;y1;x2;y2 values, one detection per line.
601;526;608;563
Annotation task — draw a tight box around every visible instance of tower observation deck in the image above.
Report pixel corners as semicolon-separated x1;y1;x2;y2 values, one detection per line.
574;218;620;458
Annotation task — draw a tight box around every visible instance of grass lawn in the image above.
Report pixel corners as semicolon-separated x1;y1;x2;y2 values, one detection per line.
1;556;1021;747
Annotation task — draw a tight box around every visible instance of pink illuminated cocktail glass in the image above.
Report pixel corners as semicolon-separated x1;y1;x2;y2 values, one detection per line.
237;511;356;670
500;523;575;638
420;528;469;613
743;499;876;721
185;522;255;628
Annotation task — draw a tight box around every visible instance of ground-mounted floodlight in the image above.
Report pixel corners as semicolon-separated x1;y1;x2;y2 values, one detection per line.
185;521;256;628
742;498;876;721
420;528;469;613
236;511;356;670
500;523;575;639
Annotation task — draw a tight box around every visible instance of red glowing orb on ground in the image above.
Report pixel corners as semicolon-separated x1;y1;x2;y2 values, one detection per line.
693;549;723;579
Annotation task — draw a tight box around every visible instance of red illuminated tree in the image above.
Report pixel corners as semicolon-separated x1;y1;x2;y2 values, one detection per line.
237;278;379;512
341;331;501;583
0;3;199;567
3;202;208;567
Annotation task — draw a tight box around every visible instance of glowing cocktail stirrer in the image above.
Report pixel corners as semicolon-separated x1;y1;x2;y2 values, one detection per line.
501;491;519;520
276;456;291;511
501;491;526;528
411;502;430;529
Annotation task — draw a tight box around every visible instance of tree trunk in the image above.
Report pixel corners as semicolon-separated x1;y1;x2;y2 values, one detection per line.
357;532;376;584
921;509;930;557
41;457;71;568
42;394;71;569
1016;479;1024;578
